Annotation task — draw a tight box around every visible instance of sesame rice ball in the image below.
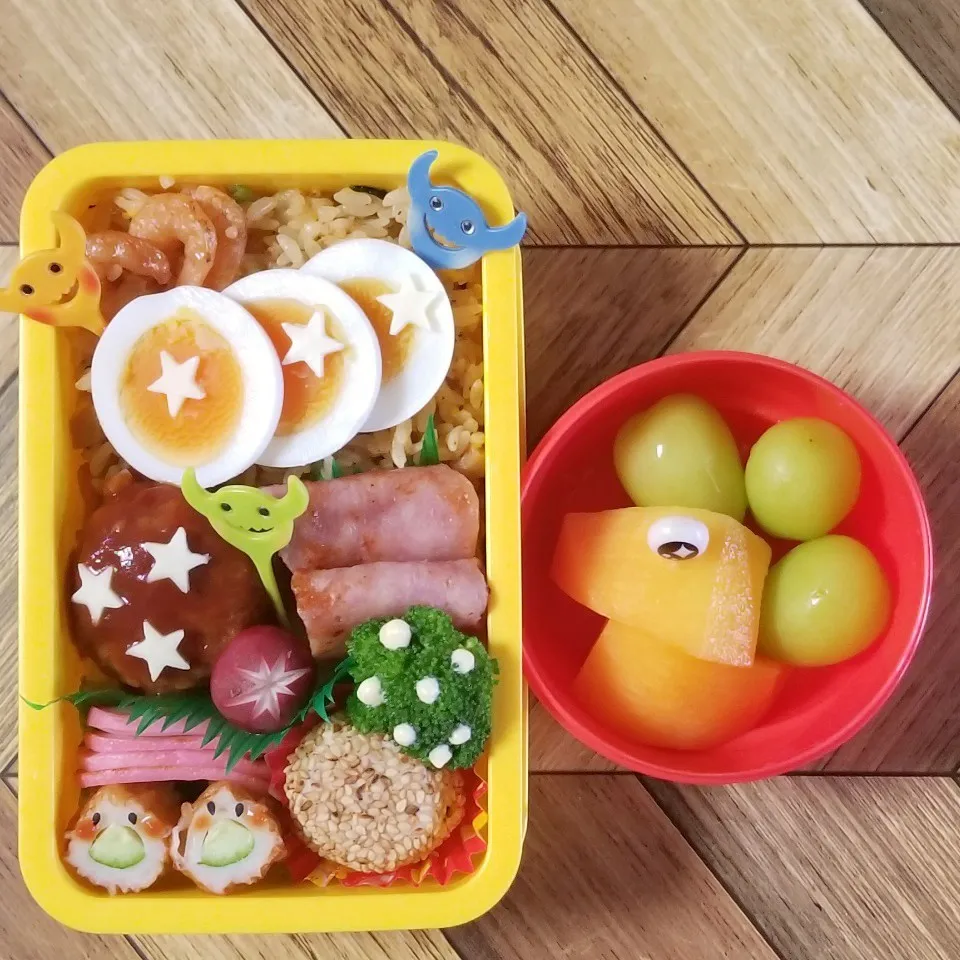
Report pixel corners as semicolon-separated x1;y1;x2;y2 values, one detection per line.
284;721;464;874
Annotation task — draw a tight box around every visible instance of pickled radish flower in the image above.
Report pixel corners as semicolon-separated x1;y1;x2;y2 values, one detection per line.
210;626;315;732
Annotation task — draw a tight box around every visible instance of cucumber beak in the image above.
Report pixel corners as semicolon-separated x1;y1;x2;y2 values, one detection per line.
199;819;255;867
89;825;146;869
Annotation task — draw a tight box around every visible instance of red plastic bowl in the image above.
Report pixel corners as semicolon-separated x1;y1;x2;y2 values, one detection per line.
522;352;933;784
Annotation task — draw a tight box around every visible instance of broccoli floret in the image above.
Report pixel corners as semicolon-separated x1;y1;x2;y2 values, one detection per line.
345;606;497;769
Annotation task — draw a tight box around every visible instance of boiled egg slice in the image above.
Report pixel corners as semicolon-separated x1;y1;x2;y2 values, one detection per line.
91;287;283;486
301;238;455;432
223;269;381;467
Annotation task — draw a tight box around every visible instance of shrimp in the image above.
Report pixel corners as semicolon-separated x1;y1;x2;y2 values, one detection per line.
181;186;247;290
129;194;217;287
100;273;159;322
85;231;172;286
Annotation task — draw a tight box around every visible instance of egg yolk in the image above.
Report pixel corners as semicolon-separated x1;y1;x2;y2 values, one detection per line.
120;309;243;465
245;299;347;437
339;278;414;384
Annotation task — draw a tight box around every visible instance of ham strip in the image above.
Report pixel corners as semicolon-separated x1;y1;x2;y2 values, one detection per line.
87;707;210;738
292;558;489;658
275;465;480;573
81;708;267;789
80;749;267;778
79;767;269;792
84;732;211;753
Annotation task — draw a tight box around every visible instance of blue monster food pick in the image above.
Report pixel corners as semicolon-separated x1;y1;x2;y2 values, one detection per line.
407;150;527;270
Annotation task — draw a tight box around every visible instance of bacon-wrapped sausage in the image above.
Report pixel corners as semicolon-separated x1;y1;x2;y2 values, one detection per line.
276;465;480;573
292;558;489;658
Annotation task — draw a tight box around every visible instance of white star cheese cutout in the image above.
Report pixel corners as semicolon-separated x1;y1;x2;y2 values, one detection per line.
126;621;190;682
147;350;205;417
226;654;312;720
376;275;441;336
71;564;124;625
281;310;344;378
142;527;210;593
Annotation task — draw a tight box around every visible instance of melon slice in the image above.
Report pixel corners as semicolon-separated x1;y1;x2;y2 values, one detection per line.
552;506;771;665
575;620;784;751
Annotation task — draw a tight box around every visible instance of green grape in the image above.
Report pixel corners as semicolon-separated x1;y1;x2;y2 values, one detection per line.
758;535;890;666
745;418;860;540
613;394;747;520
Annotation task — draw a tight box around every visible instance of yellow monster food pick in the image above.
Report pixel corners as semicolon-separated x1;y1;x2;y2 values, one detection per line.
0;212;105;335
181;468;309;627
552;506;772;666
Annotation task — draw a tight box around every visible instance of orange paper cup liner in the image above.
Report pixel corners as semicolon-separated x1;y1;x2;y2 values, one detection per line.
266;719;488;887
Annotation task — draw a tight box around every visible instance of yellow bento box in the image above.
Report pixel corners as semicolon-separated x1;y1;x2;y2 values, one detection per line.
17;140;527;933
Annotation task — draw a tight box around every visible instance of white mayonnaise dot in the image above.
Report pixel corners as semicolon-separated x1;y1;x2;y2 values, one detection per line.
379;618;412;650
449;723;472;745
356;676;385;707
451;648;475;674
416;676;440;704
428;744;452;768
393;723;417;746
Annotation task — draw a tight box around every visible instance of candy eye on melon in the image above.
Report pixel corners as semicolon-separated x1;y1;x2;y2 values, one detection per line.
574;620;785;751
551;506;771;666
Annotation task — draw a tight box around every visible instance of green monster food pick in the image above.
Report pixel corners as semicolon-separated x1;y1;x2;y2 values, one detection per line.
180;468;309;627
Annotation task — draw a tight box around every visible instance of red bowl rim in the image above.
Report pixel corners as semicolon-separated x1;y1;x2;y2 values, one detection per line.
521;351;935;784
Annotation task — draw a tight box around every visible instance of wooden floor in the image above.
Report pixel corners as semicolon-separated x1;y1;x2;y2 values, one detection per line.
3;0;960;956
